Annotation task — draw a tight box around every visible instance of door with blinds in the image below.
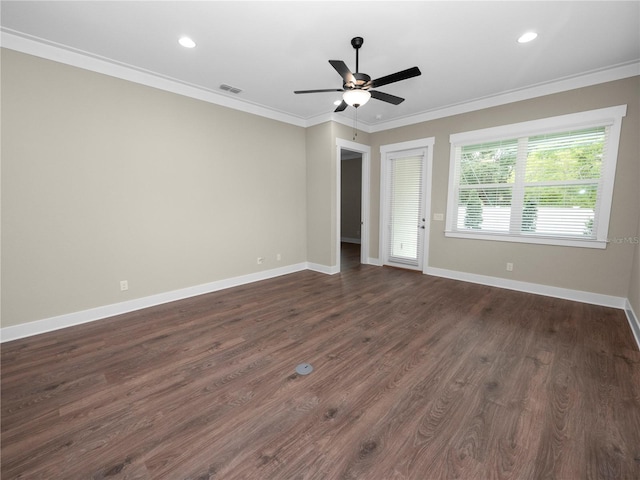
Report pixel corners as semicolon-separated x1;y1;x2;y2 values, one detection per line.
382;148;427;270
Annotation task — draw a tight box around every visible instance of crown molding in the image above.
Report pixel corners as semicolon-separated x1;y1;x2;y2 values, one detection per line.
0;29;308;128
304;112;374;133
369;61;640;132
2;29;638;133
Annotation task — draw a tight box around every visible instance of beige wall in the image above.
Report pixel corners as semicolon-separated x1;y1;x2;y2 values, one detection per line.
630;220;640;315
370;76;640;297
1;49;307;327
305;122;333;266
631;108;640;316
306;121;369;267
2;47;638;332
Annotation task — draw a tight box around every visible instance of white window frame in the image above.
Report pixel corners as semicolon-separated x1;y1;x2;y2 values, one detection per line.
445;105;627;249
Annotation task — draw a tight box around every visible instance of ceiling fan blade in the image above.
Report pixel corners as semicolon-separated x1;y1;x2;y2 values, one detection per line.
294;88;344;94
334;100;348;112
370;90;405;105
329;60;355;84
370;66;421;89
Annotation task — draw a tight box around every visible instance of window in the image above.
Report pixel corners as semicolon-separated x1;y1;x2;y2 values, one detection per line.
446;105;626;249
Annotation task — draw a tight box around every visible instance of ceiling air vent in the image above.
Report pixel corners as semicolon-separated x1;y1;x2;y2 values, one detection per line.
219;84;243;94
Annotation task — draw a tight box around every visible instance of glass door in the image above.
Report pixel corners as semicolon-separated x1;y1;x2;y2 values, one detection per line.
383;149;426;270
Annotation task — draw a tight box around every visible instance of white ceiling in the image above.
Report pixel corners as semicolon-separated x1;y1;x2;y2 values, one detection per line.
2;1;639;130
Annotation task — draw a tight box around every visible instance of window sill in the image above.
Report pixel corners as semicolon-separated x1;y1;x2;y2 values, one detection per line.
444;230;607;249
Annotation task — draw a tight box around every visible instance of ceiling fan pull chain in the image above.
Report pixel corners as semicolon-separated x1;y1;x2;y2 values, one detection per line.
353;108;358;141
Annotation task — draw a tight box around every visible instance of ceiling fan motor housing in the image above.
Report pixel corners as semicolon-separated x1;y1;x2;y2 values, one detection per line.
345;72;371;91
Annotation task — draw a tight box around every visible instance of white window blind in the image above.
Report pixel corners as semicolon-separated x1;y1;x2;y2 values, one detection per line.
521;127;605;237
446;106;626;248
388;155;423;265
456;139;518;233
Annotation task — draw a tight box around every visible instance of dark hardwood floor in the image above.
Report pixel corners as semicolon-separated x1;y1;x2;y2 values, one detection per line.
2;243;639;479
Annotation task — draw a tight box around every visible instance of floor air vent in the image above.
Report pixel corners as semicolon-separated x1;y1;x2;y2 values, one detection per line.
295;363;313;375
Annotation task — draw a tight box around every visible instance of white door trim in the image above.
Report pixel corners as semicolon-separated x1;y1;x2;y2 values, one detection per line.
379;137;435;273
336;138;371;272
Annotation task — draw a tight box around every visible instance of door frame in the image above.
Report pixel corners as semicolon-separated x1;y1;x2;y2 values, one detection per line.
336;138;371;272
379;137;434;273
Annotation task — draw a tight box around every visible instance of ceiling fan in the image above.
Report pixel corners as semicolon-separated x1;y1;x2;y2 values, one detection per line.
294;36;421;112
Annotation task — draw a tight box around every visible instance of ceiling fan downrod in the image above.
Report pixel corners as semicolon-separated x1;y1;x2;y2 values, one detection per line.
351;36;364;73
347;37;371;93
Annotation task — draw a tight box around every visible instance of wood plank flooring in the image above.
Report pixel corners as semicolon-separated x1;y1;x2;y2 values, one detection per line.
2;243;640;479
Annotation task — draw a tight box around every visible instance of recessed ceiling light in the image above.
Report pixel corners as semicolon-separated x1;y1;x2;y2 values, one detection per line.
178;36;196;48
518;31;538;44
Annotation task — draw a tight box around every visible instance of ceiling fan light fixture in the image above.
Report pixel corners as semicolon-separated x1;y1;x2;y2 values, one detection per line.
343;89;371;108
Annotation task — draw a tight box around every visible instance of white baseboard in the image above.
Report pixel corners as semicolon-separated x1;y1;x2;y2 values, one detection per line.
1;263;308;343
307;262;340;275
3;261;635;346
625;300;640;351
425;266;627;309
340;237;361;244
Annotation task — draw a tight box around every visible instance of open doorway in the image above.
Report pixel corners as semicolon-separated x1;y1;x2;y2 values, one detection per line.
336;139;370;273
341;149;362;270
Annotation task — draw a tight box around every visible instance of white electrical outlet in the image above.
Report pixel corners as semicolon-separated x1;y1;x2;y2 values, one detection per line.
276;253;281;261
506;263;514;272
433;213;444;221
257;257;264;265
120;280;129;291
